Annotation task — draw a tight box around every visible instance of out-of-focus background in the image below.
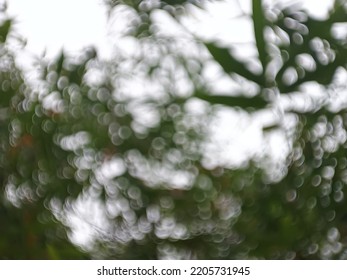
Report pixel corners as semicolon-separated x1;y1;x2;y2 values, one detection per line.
1;0;347;259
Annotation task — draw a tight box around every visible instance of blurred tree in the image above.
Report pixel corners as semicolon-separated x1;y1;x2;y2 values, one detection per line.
195;0;347;259
0;16;88;258
1;0;347;260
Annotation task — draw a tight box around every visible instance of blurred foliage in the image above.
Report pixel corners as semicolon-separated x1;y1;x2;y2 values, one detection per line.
1;0;347;260
195;0;347;259
0;18;88;258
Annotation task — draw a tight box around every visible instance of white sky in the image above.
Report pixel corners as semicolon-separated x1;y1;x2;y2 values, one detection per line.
7;0;334;57
7;0;110;58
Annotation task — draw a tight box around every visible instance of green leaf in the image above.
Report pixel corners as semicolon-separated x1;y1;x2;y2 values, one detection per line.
262;123;280;132
55;51;65;75
252;0;267;75
195;90;268;110
205;43;265;86
330;0;347;23
47;244;60;260
0;19;11;43
280;59;341;93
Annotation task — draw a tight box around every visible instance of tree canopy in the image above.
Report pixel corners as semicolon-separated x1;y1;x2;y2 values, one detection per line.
1;0;347;259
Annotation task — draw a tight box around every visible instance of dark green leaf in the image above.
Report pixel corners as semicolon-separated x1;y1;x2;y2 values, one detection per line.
195;90;268;110
0;19;11;43
205;43;265;86
252;0;267;75
55;51;65;75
